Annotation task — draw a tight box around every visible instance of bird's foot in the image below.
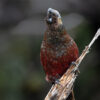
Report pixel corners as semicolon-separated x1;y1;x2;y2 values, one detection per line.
71;61;77;66
51;75;62;87
71;62;80;74
54;79;63;87
55;79;60;84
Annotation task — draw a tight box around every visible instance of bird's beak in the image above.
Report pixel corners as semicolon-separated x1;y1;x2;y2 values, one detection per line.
46;17;53;24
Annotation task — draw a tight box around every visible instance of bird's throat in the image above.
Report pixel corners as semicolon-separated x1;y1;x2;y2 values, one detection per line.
46;25;66;47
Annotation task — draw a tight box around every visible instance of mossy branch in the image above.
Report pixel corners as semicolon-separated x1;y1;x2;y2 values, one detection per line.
44;28;100;100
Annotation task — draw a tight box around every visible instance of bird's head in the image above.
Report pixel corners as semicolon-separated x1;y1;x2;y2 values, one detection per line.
45;8;62;30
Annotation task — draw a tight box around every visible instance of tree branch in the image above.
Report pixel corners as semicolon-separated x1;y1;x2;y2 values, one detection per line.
44;28;100;100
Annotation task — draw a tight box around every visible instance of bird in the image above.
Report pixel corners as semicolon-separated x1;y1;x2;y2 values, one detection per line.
40;8;79;100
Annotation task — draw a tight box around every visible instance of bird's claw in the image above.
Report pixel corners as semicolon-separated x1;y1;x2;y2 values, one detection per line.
71;61;77;66
55;79;60;84
54;79;63;87
71;62;80;75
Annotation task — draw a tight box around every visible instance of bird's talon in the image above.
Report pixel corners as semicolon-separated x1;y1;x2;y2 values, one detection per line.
54;79;62;87
71;61;77;66
55;79;60;84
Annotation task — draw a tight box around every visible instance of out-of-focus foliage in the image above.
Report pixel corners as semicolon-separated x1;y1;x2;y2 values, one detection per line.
0;0;100;100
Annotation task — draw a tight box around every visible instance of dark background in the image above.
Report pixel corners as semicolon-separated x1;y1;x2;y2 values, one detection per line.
0;0;100;100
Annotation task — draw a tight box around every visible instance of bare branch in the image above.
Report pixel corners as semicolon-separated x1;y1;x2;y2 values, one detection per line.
44;28;100;100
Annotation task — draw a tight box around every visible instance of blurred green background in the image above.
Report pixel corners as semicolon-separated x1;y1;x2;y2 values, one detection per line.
0;0;100;100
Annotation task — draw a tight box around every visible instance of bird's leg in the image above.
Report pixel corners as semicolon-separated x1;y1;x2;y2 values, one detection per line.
51;75;63;87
